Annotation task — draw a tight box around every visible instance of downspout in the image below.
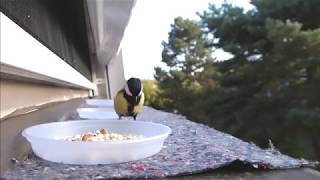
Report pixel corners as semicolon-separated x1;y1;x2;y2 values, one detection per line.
105;65;112;99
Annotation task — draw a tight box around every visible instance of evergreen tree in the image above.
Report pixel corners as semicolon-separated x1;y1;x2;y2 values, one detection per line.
154;0;320;162
155;17;217;119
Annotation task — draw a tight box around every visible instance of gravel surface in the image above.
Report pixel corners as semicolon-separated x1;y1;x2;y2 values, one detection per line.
3;106;317;179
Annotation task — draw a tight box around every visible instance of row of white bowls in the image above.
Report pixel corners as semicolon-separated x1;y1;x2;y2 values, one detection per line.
22;99;171;165
77;99;118;119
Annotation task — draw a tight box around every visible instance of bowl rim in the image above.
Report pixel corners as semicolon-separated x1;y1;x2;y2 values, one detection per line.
77;107;116;112
85;99;114;105
85;99;113;102
22;120;172;145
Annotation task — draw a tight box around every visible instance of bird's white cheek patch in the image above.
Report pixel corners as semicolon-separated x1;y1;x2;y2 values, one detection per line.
139;86;143;96
124;83;133;96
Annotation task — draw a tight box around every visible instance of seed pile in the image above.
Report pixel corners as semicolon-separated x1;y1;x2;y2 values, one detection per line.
64;128;144;141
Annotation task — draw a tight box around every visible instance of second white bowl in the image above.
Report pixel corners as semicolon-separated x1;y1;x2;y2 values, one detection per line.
77;108;118;119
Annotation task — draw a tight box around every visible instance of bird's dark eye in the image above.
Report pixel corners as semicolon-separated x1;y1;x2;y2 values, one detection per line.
127;78;142;96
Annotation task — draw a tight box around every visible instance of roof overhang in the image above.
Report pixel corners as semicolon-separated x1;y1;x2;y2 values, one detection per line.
86;0;136;65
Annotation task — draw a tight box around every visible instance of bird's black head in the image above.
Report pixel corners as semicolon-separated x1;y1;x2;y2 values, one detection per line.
125;78;142;96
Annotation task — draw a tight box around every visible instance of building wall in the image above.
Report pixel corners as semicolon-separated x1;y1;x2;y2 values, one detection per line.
107;49;126;99
89;49;126;99
0;0;131;175
90;58;109;98
0;79;89;119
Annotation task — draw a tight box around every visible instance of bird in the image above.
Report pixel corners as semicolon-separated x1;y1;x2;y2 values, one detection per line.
114;78;144;120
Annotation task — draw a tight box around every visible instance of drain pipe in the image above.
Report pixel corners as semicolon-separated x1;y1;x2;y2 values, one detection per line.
105;65;112;99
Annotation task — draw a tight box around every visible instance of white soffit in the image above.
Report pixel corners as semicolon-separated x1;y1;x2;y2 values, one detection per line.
0;13;96;90
86;0;136;65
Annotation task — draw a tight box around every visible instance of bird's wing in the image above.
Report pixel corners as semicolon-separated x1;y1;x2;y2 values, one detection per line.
114;90;128;116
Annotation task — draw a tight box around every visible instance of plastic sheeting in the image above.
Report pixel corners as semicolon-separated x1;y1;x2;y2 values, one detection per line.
3;107;317;179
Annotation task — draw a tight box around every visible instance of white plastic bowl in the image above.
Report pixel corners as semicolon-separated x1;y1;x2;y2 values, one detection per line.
77;108;118;119
22;120;171;164
85;99;113;107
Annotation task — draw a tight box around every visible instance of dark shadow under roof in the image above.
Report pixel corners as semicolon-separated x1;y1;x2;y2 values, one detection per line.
0;0;92;80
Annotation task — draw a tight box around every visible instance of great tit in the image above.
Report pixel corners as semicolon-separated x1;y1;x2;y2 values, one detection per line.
114;78;144;120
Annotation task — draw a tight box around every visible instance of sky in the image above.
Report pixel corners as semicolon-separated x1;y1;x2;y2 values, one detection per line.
121;0;253;80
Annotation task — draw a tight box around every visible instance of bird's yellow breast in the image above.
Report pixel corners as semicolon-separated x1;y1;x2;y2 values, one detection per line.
114;90;144;117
